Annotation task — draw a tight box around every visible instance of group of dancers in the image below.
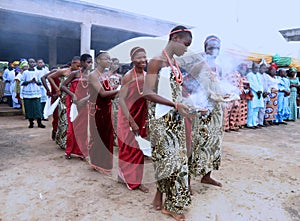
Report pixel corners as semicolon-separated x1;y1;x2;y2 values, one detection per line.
5;23;299;220
17;25;267;221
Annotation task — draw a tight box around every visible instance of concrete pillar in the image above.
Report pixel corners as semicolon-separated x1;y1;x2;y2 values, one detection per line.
48;36;57;69
80;22;92;55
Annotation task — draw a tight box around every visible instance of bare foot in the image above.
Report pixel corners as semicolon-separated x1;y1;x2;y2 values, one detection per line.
91;166;112;177
201;175;222;187
138;184;149;193
79;156;86;161
144;156;152;161
161;208;186;221
117;176;125;184
152;190;163;210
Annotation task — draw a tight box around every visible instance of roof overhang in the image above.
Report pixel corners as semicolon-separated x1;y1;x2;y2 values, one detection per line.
279;28;300;42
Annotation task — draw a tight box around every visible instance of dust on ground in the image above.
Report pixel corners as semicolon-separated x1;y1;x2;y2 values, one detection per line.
0;115;299;221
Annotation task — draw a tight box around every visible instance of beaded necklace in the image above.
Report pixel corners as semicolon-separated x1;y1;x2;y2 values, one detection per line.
133;67;145;95
163;50;183;85
80;70;88;88
96;68;111;90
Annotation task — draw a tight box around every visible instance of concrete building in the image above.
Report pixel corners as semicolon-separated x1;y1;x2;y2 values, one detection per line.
0;0;183;67
279;28;300;42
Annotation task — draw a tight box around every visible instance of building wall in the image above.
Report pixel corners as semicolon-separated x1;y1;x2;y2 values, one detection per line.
0;0;187;67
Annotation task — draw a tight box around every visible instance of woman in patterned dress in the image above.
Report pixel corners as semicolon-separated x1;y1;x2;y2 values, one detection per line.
265;65;280;124
237;63;252;127
143;25;193;221
222;69;244;132
187;36;235;189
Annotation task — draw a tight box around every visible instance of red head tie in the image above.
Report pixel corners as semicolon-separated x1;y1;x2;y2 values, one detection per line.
204;37;221;45
130;47;146;58
169;29;191;37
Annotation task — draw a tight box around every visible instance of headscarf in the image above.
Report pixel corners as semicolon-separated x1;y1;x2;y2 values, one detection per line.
269;62;278;71
12;61;20;67
259;58;267;67
19;60;29;69
289;67;297;73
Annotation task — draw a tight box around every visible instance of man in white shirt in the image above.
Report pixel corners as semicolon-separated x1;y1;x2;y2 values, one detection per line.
3;63;16;107
35;58;49;120
257;63;270;127
246;62;264;129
